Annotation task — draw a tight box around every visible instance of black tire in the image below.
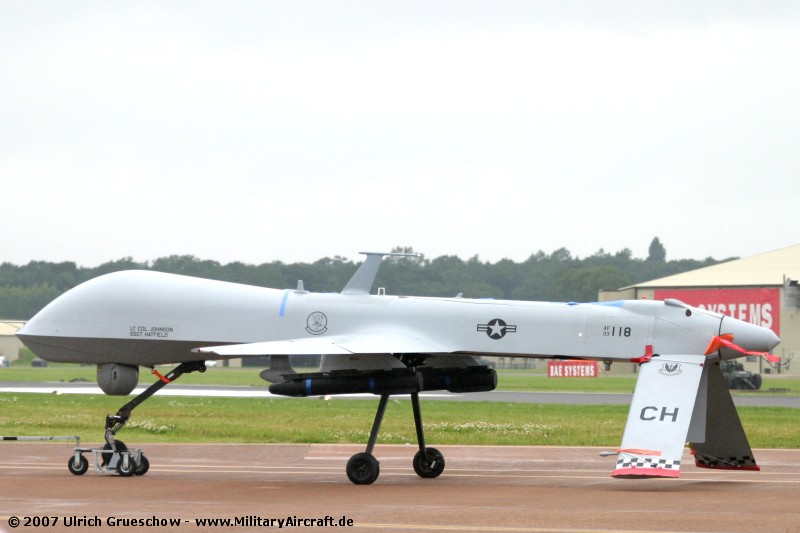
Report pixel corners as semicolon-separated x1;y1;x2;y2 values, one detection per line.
101;440;127;467
346;452;380;485
135;454;150;476
116;455;137;477
413;447;445;479
752;374;763;390
67;455;89;476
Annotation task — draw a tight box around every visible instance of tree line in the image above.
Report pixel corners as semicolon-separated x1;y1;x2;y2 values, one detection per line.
0;239;730;320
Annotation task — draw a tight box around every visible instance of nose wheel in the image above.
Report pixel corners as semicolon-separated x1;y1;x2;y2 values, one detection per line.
346;392;445;484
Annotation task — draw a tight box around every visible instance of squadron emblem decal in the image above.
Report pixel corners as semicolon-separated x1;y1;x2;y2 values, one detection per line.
658;362;682;376
477;318;517;340
306;312;328;335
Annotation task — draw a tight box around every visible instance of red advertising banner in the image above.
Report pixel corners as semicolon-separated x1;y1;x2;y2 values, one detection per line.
547;360;598;378
654;288;780;335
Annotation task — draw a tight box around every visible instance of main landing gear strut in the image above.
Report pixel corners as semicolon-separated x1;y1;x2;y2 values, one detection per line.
98;361;207;476
346;391;445;485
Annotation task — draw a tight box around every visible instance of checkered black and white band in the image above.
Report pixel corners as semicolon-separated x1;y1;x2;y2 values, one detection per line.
694;454;757;468
615;456;681;472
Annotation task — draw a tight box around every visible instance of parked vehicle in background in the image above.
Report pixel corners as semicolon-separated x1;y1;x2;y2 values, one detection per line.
721;360;763;390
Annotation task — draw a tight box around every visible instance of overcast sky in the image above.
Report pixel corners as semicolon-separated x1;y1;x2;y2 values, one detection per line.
2;1;798;267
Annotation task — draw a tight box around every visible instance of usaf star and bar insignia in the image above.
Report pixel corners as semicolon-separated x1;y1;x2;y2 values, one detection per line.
477;318;517;340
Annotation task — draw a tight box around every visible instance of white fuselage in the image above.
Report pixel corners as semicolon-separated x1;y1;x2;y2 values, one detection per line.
17;270;779;367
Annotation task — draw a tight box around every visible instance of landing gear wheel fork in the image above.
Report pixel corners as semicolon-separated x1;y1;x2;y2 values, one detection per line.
345;391;445;484
410;392;444;479
100;439;127;467
346;393;389;485
102;360;207;474
116;453;137;477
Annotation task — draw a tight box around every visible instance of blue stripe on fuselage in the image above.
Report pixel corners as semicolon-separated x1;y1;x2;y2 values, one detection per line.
279;290;290;317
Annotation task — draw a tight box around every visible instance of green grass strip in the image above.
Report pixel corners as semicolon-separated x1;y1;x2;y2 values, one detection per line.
1;393;797;448
3;366;799;395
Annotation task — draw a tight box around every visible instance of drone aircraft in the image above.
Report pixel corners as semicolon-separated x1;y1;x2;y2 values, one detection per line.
17;252;780;484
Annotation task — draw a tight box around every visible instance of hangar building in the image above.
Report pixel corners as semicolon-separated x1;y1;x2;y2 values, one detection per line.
0;321;25;364
600;244;800;377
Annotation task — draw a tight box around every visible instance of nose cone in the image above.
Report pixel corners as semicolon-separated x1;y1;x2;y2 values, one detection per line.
720;316;781;354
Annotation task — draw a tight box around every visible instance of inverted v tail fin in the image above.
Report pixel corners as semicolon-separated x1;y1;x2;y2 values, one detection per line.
612;354;706;478
689;362;759;471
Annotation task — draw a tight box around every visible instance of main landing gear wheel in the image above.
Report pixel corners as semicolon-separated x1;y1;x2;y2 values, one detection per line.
346;452;380;485
67;455;89;476
413;447;445;478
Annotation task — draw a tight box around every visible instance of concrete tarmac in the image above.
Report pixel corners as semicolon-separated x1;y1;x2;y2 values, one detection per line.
1;443;799;532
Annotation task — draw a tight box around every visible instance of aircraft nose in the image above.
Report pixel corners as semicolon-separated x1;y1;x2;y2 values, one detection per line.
720;316;781;353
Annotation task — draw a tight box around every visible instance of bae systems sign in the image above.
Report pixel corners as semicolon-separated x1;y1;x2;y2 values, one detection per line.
654;288;780;336
548;360;598;377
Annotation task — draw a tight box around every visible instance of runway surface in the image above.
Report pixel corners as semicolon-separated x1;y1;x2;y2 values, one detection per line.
1;382;798;407
1;443;798;532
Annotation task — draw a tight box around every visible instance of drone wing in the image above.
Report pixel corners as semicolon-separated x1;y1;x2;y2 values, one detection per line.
194;331;449;357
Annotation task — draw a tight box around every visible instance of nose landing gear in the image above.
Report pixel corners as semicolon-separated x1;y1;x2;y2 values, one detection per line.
68;361;207;477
